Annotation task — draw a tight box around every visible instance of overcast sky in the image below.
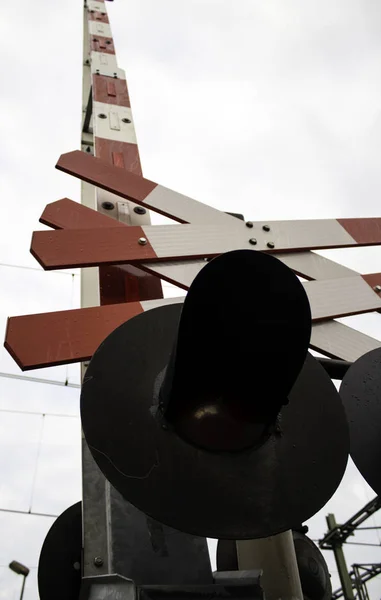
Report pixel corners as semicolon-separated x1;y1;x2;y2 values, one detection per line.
1;0;381;598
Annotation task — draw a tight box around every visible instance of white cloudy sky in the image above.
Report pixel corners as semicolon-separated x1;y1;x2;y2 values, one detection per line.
1;0;381;598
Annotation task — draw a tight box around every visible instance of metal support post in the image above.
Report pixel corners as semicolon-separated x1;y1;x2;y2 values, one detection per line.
326;514;354;600
237;530;303;600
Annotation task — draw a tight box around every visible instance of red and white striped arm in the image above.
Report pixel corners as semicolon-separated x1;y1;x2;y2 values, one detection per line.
34;197;381;358
84;0;162;304
31;219;381;268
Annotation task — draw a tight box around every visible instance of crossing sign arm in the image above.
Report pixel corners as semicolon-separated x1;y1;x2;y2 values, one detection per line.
31;219;381;270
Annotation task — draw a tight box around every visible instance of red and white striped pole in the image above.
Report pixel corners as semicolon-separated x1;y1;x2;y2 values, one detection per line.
80;0;162;584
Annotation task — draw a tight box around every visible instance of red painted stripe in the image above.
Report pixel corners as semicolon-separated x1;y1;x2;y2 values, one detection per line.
112;151;125;168
338;218;381;245
90;35;115;54
106;80;117;97
5;302;144;370
56;151;176;219
57;150;155;203
31;227;158;270
88;11;109;23
93;75;130;106
96;139;141;175
40;198;125;230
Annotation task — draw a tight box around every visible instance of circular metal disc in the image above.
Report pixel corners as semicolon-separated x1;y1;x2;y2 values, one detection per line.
81;304;348;539
340;347;381;496
38;502;81;600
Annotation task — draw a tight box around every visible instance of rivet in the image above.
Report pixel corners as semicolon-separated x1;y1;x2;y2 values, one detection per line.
249;238;257;245
94;557;103;567
92;38;98;42
106;40;111;45
113;72;118;78
374;285;381;293
98;113;107;119
122;118;131;124
267;241;275;249
134;206;147;215
138;237;148;245
262;224;271;232
73;562;81;571
101;201;114;210
246;221;254;228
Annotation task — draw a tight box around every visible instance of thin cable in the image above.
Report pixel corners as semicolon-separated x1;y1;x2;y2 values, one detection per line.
0;261;79;276
0;507;58;518
0;408;78;418
0;371;80;389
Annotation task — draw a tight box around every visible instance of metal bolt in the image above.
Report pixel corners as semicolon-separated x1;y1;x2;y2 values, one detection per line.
246;221;254;228
73;562;81;571
98;113;107;119
101;201;115;210
122;118;131;124
92;38;98;42
94;557;103;567
262;224;270;232
85;59;90;65
138;237;148;246
86;146;91;153
96;69;100;75
134;206;147;215
374;285;381;293
106;40;112;45
249;238;257;245
267;241;275;249
113;72;118;78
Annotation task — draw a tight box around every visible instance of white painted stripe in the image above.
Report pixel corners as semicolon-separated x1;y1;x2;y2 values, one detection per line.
88;21;112;38
145;185;238;227
311;321;381;361
140;220;360;259
142;252;355;292
93;102;137;144
304;277;381;320
88;0;105;11
141;261;381;321
251;219;356;250
142;255;356;295
278;252;356;279
90;52;125;79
